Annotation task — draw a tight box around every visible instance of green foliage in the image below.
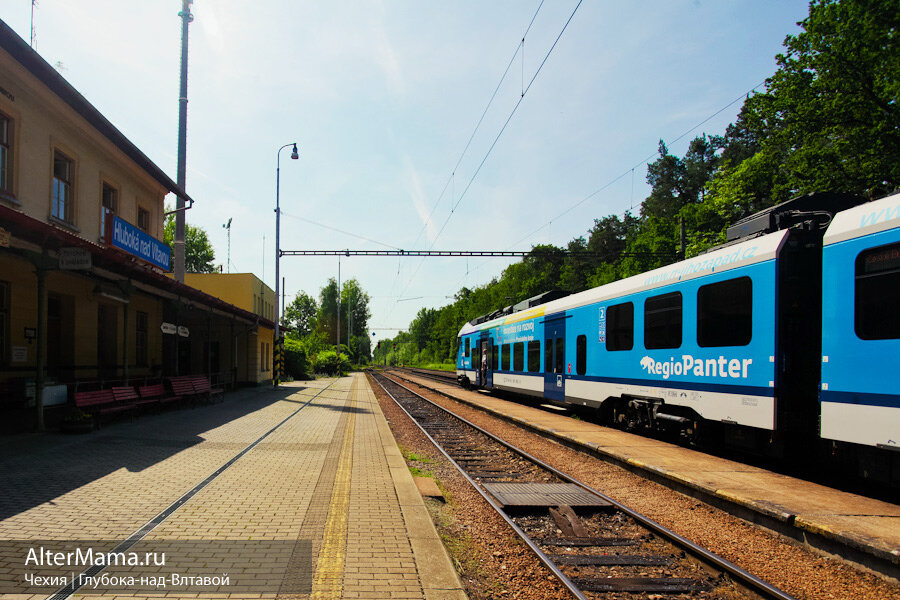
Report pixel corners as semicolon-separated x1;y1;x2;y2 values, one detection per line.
284;292;317;336
283;337;312;380
314;278;372;363
312;350;351;376
163;207;216;273
722;0;900;202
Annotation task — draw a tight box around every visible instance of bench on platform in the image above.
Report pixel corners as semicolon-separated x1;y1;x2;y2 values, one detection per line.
74;388;136;422
167;376;203;405
189;376;225;403
137;383;180;408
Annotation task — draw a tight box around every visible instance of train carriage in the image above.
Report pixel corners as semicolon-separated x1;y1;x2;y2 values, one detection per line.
820;193;900;455
458;191;899;481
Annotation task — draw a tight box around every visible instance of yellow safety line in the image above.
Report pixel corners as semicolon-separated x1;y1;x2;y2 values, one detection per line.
310;377;357;599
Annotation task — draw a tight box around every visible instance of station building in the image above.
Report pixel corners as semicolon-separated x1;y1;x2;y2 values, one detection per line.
0;20;273;431
173;273;277;386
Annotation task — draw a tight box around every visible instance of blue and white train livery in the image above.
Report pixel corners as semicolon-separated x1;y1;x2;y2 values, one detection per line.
457;191;900;486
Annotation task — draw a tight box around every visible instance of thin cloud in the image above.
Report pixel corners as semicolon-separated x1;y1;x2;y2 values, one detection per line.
404;156;437;246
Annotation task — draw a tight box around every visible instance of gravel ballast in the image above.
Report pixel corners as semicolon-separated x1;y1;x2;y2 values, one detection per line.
373;373;899;600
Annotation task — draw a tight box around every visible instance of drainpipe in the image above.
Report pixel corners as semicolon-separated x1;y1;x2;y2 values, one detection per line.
34;248;47;432
122;302;128;382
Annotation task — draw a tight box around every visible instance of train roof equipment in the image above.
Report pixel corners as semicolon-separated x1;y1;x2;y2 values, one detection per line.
725;191;863;242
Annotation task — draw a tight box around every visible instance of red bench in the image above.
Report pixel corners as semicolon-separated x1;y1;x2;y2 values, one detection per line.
74;388;136;422
137;383;180;408
189;377;224;403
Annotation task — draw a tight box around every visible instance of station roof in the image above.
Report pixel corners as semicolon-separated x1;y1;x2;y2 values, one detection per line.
0;19;193;205
1;204;273;328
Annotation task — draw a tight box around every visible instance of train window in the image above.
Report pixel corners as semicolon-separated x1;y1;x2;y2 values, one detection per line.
697;277;752;347
528;341;541;372
513;342;524;372
544;338;553;373
555;337;564;373
502;343;511;370
576;335;587;375
606;302;634;351
855;242;900;340
464;338;470;357
491;341;498;370
644;292;682;349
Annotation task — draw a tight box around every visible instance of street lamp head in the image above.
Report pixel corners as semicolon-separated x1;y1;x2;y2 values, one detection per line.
290;143;299;160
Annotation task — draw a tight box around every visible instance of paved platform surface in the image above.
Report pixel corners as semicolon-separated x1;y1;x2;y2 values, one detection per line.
0;373;466;599
397;372;900;577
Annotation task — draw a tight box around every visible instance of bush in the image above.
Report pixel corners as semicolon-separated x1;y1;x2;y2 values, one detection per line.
284;338;312;380
313;350;351;376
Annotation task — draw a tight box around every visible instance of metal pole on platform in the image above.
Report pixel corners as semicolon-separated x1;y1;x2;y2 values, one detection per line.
275;142;298;386
336;256;340;356
174;0;193;283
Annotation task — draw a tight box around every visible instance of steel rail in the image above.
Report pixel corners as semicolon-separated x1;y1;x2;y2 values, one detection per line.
374;371;797;600
369;371;590;600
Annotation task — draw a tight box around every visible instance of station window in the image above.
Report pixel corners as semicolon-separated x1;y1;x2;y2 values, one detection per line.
491;341;498;370
0;112;13;195
464;337;470;358
606;302;634;351
135;311;148;366
644;292;682;349
697;277;752;347
100;183;117;241
527;340;541;372
137;206;150;232
52;150;74;223
0;281;8;364
513;342;524;372
855;242;900;340
576;335;587;375
502;343;510;371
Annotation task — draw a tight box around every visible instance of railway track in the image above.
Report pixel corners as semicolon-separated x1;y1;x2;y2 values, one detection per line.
370;370;795;600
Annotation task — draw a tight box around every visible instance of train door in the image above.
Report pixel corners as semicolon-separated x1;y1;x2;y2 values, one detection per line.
475;332;492;388
543;314;566;402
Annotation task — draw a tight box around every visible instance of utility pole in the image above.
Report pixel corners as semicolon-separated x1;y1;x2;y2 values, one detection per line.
336;257;341;355
174;0;193;283
223;218;232;273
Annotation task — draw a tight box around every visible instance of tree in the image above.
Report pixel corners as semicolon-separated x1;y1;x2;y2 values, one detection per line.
163;208;216;273
722;0;900;203
284;292;318;336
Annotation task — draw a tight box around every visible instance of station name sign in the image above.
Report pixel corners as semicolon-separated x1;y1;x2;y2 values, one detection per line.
110;216;170;270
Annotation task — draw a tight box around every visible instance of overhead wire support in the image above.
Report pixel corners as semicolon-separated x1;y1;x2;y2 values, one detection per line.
280;249;672;259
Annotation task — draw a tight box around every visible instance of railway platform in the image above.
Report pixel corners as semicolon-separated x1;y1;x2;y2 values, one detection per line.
0;373;466;599
395;371;900;581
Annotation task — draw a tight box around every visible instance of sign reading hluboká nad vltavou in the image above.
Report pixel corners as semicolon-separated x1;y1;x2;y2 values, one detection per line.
110;215;170;270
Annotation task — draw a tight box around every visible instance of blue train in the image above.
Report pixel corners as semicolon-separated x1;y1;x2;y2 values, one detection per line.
457;191;900;486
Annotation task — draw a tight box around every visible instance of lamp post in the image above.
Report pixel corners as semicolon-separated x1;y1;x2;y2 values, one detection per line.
275;142;298;386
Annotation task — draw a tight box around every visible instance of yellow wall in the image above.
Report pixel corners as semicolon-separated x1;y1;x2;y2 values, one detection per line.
0;47;168;243
180;273;276;322
0;252;164;381
172;274;276;384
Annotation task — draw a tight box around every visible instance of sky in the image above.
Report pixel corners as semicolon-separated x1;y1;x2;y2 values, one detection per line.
3;0;811;344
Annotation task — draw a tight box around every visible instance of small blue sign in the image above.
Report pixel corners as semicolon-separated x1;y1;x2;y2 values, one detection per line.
110;216;170;270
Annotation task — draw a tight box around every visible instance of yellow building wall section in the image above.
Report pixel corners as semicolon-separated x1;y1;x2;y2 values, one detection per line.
252;325;275;384
179;273;276;322
0;252;164;381
0;48;167;242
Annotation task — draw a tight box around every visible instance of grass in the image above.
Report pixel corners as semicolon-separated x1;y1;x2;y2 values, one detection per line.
399;445;434;463
408;466;435;478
